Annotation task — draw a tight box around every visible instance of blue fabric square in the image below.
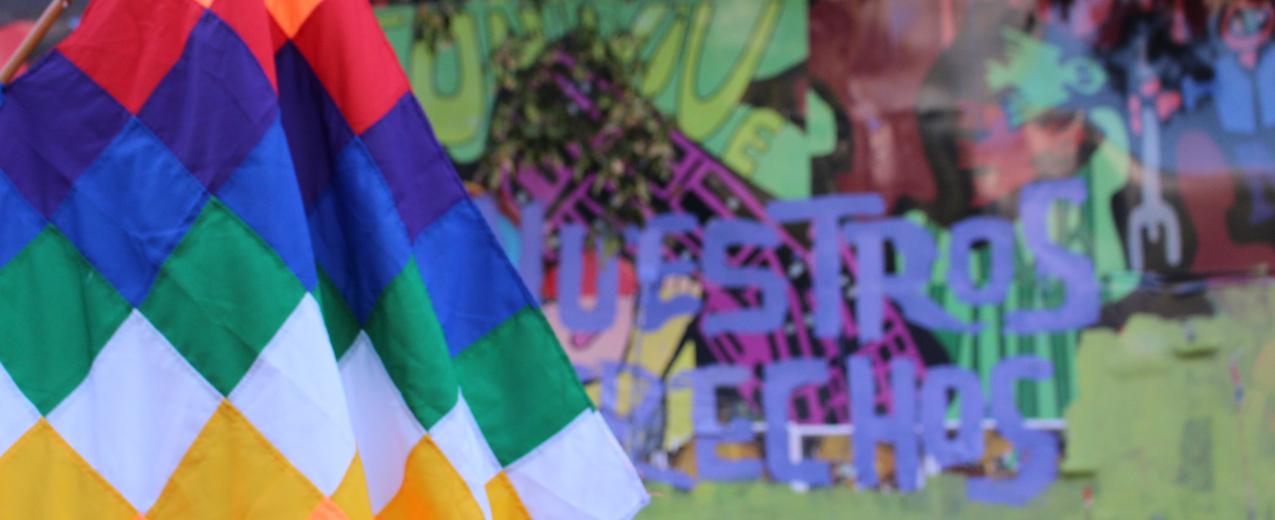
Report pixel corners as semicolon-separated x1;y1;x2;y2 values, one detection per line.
308;138;412;322
139;11;276;193
414;198;532;357
0;170;46;270
0;52;130;217
276;43;354;211
52;119;208;306
216;118;317;291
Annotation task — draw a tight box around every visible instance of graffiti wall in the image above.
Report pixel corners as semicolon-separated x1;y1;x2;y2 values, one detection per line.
379;0;1275;517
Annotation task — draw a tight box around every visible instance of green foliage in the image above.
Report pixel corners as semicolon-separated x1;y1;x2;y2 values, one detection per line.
416;0;675;230
418;0;678;226
483;29;674;226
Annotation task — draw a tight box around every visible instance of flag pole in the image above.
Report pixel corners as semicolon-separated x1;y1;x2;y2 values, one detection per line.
0;0;70;85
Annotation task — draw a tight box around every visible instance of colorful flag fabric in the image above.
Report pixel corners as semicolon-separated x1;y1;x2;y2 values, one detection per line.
0;0;647;518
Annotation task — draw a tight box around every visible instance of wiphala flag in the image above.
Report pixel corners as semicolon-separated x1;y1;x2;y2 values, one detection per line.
0;0;648;518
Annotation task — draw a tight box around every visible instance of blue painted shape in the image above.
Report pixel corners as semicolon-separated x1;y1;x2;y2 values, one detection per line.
52;119;207;306
557;223;618;332
1215;54;1257;134
1259;48;1275;128
768;194;885;339
948;216;1015;305
1006;179;1099;333
637;213;700;331
921;365;985;469
689;365;763;481
636;462;697;491
967;356;1058;506
763;359;832;486
849;356;920;491
139;11;277;193
519;201;544;305
216;119;317;290
702;218;788;335
0;171;45;270
413;198;531;356
308;138;413;323
845;218;976;341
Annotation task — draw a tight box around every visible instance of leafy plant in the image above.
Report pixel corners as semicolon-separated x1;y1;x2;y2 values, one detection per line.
416;0;675;230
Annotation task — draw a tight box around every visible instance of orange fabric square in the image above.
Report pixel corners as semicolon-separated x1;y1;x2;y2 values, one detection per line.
265;0;323;38
307;498;349;520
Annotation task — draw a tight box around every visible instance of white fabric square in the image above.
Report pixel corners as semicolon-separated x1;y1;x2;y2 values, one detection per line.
46;311;222;512
507;410;650;520
339;332;426;513
430;394;502;519
229;294;356;495
0;361;39;455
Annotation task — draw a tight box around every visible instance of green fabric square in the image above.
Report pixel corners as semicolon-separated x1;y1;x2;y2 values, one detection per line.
318;269;359;359
141;199;304;395
365;258;459;430
0;227;130;414
456;307;592;466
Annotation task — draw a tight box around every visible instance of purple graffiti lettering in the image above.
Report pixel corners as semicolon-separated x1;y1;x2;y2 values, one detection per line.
767;195;886;339
849;356;920;491
1006;179;1099;334
967;356;1058;505
763;359;833;486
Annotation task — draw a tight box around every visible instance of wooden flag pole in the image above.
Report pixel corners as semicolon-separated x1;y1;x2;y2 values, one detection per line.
0;0;71;85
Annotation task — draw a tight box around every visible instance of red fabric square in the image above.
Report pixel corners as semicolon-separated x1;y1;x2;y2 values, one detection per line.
211;0;277;91
291;0;409;134
268;13;288;54
57;0;204;113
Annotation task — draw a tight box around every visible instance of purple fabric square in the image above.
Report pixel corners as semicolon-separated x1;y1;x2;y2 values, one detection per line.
0;51;130;217
138;11;276;193
276;42;354;210
360;94;465;239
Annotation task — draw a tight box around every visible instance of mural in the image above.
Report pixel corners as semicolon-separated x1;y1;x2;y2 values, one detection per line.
377;0;1275;517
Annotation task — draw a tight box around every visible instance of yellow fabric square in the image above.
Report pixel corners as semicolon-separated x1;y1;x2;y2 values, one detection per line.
148;402;323;520
0;420;137;519
331;454;372;520
377;436;483;520
485;472;531;520
265;0;323;37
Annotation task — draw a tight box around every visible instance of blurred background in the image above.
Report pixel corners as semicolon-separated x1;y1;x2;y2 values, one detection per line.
5;0;1275;517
